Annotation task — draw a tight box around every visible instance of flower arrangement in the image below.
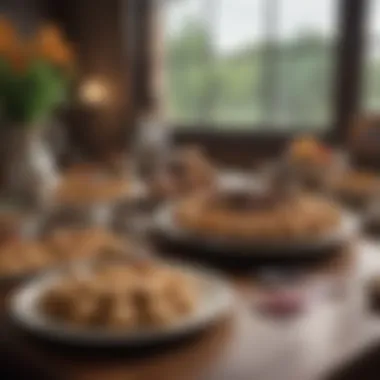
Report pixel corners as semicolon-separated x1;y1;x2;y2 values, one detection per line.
0;18;74;125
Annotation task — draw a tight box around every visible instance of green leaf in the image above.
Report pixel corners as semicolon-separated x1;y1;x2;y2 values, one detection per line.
1;60;69;124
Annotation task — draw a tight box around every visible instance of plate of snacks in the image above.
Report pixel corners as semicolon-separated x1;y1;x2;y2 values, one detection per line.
146;146;217;201
283;136;347;191
154;186;358;259
9;258;233;346
0;227;131;285
329;170;380;210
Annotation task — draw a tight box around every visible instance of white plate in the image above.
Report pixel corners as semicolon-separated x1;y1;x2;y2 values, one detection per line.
9;261;233;347
154;205;359;256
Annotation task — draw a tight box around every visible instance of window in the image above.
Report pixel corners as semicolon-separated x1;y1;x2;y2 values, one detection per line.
363;0;380;111
163;0;339;130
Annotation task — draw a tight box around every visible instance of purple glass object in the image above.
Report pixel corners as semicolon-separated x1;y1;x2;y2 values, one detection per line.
253;269;320;317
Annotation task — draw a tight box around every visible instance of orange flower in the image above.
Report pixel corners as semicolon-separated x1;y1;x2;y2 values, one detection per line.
36;24;63;48
7;41;29;73
50;41;74;67
0;17;18;55
34;24;74;68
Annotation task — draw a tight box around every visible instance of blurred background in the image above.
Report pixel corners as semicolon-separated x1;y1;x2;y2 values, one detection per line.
1;1;380;380
0;0;374;164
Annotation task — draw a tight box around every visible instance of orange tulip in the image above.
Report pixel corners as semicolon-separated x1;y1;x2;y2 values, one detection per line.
7;41;29;73
36;24;63;48
0;17;18;55
0;18;74;73
34;24;74;68
50;41;74;67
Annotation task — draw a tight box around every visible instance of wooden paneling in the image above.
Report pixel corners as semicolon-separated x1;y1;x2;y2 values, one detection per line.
46;0;132;160
0;0;44;33
332;0;367;144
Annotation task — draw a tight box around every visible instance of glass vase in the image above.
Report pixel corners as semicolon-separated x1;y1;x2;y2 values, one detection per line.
0;125;59;210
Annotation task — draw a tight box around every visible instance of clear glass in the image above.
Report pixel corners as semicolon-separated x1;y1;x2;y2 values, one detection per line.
131;114;171;182
0;126;59;210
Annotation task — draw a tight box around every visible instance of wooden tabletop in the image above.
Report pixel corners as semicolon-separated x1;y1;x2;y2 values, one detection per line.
1;240;380;380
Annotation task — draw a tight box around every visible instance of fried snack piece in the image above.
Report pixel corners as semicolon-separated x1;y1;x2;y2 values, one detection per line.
149;147;216;199
41;262;198;329
0;227;128;278
44;227;127;261
329;171;380;207
55;172;130;206
175;190;341;242
285;137;338;190
0;240;53;276
288;136;332;166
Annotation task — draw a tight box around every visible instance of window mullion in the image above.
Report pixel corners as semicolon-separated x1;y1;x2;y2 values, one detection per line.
200;0;218;123
261;0;280;125
332;0;368;142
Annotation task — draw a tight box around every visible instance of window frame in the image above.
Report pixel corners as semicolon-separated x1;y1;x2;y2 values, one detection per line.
128;0;367;154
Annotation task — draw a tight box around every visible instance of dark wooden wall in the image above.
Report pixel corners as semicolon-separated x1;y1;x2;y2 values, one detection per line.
45;0;132;160
0;0;45;33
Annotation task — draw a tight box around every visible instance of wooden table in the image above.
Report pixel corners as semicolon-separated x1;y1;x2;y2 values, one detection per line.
2;240;380;380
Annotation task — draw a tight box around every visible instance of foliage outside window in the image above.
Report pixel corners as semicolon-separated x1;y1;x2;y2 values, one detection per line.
163;0;338;131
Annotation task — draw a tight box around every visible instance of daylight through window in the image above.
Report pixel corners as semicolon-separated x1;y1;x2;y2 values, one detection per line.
163;0;338;130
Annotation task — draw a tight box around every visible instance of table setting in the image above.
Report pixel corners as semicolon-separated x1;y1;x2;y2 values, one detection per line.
0;129;379;380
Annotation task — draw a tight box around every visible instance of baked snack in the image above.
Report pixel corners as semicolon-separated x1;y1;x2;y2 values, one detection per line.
0;241;53;276
288;136;332;166
55;172;130;206
149;146;216;199
329;171;380;208
175;188;341;242
40;261;198;329
44;227;127;261
285;136;338;190
0;228;127;278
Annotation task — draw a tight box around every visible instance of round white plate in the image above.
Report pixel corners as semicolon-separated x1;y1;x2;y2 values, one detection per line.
154;205;359;256
9;261;233;347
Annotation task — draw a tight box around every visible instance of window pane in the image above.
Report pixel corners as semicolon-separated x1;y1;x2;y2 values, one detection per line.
363;0;380;111
164;0;338;129
166;0;207;67
211;0;264;126
274;0;338;128
164;0;211;123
